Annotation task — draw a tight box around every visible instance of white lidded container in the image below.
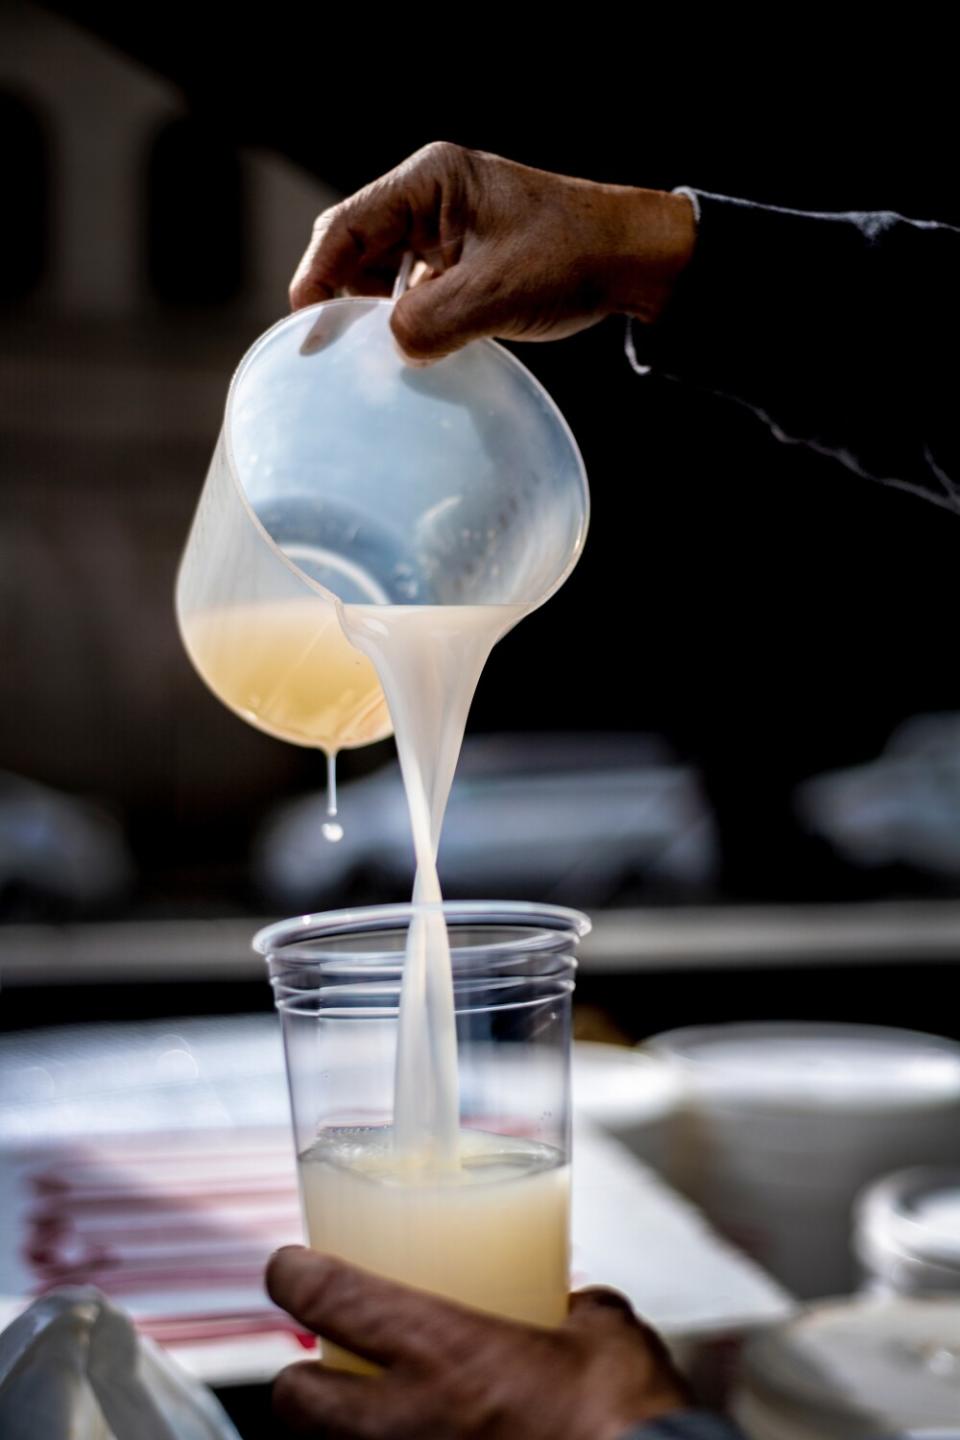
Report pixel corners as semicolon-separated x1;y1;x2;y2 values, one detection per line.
732;1298;960;1439
856;1167;960;1296
646;1024;960;1298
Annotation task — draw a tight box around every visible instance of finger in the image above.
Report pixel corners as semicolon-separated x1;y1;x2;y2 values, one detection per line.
274;1359;400;1438
340;258;434;311
566;1287;643;1331
290;141;464;311
390;262;508;363
568;1286;636;1314
290;200;407;309
266;1247;482;1368
567;1289;675;1361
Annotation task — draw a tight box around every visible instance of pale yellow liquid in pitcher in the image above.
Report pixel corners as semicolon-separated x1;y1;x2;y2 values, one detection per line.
180;598;391;752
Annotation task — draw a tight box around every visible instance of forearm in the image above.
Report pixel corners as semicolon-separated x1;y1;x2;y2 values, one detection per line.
626;190;960;509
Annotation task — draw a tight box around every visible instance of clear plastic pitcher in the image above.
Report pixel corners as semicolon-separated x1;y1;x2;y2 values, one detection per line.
175;295;590;758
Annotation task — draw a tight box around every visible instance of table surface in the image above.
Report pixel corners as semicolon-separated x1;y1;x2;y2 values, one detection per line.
0;1017;794;1387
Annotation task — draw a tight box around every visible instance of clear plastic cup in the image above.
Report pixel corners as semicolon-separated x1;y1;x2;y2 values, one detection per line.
255;900;589;1370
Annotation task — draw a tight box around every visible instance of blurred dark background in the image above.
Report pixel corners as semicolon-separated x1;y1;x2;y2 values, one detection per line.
3;3;960;1027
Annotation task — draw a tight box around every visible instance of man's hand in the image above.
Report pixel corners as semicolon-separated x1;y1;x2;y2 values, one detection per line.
266;1246;690;1439
290;142;696;363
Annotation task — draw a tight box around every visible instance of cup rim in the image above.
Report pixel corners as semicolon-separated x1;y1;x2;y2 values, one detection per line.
253;899;591;965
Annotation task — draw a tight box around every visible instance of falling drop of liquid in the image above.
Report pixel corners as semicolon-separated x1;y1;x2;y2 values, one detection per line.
322;751;343;843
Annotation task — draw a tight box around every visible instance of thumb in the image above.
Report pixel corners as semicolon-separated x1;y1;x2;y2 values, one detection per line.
391;264;501;364
566;1289;669;1354
566;1287;639;1329
566;1290;679;1373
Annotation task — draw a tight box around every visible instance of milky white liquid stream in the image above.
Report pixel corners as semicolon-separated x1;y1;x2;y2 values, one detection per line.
341;604;528;1171
183;595;532;1170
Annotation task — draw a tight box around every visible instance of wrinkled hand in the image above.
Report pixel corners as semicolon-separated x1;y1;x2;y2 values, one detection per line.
289;142;696;362
266;1246;690;1439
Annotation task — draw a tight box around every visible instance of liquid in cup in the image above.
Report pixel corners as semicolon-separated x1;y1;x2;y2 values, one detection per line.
299;1129;570;1372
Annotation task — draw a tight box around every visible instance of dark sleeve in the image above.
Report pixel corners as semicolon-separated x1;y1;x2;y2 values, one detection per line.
618;1412;747;1440
625;190;960;511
